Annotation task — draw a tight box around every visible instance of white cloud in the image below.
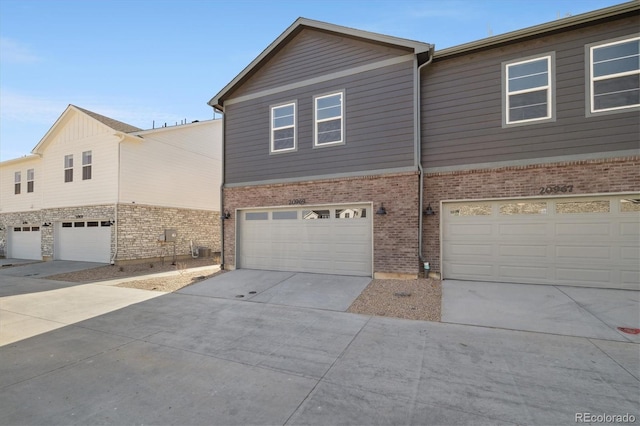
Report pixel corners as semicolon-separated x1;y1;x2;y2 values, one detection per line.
0;37;41;64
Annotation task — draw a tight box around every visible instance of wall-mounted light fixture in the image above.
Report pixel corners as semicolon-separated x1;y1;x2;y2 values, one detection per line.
42;222;52;227
376;203;387;215
0;226;5;231
423;203;436;216
222;210;231;220
22;220;29;225
109;220;116;225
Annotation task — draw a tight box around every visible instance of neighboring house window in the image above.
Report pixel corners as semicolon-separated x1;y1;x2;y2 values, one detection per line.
27;169;34;193
588;36;640;115
270;102;296;153
314;91;344;147
503;54;554;126
82;150;92;180
14;171;21;194
64;154;73;182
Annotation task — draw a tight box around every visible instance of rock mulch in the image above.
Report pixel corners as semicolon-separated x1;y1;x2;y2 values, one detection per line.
347;278;441;322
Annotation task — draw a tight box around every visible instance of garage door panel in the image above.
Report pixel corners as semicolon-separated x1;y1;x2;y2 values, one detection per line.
498;223;548;236
555;222;609;236
56;222;110;263
443;195;640;290
555;245;611;260
498;245;547;257
499;265;549;280
8;227;41;260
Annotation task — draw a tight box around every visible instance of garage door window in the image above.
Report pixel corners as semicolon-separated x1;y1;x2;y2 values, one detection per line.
500;202;547;215
621;199;640;212
62;222;72;228
336;208;367;219
87;221;99;227
303;209;330;219
246;212;268;220
14;227;22;232
31;226;39;231
273;211;297;220
450;204;492;216
74;222;85;228
556;200;610;214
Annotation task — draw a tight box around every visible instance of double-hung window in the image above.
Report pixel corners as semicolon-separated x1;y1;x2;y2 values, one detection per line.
14;171;21;195
64;154;73;182
588;36;640;115
270;102;296;153
27;169;34;193
314;91;344;147
82;150;92;180
503;54;554;126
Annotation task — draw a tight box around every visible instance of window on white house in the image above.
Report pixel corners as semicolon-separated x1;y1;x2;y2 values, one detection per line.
14;171;21;194
64;154;73;182
589;37;640;114
27;169;34;193
82;150;92;180
504;55;554;126
270;102;296;153
314;92;344;146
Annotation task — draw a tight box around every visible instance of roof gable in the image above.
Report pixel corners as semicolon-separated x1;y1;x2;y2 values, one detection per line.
32;105;141;154
209;17;432;110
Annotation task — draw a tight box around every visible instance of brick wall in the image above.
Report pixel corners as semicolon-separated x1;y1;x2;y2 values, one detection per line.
223;172;420;276
116;204;221;262
423;156;640;272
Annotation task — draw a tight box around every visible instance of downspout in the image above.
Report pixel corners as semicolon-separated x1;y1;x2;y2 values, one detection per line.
218;109;226;270
111;133;125;265
416;45;435;275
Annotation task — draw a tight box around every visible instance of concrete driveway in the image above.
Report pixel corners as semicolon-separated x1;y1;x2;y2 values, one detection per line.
442;280;640;343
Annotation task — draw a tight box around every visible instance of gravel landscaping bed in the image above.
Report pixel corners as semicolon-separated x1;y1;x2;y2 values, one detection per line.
348;278;442;322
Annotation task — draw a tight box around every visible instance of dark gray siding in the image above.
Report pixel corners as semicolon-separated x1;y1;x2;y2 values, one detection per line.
232;28;413;99
421;15;640;168
225;61;415;184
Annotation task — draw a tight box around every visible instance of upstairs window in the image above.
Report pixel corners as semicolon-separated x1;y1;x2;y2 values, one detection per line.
270;102;296;153
27;169;34;193
14;171;21;194
314;91;344;147
64;154;73;182
588;37;640;114
82;150;92;180
503;54;554;126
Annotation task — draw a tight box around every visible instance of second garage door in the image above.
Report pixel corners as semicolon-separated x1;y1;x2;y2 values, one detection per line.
55;220;111;263
442;195;640;290
7;226;41;260
238;205;372;276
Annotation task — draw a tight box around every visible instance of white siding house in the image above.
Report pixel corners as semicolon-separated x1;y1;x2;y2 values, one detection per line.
0;105;222;263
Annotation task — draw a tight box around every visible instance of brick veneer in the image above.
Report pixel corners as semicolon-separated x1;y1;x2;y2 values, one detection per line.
223;172;420;276
422;156;640;273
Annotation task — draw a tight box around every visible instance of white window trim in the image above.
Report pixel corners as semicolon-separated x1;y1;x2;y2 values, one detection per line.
502;53;555;127
82;150;92;180
270;101;297;154
27;168;34;193
14;171;21;195
586;35;640;116
64;154;73;183
314;90;345;148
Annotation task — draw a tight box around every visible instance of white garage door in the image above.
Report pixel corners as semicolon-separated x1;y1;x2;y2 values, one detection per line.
7;226;41;260
55;220;111;263
238;205;372;276
442;195;640;290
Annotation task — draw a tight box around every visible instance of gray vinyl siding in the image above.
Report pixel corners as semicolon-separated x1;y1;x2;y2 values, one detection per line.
421;14;640;168
231;28;413;99
225;60;415;184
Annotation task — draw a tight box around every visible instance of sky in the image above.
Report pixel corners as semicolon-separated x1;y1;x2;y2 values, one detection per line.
0;0;628;161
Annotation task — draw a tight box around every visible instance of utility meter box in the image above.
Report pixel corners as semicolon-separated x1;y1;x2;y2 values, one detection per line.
164;229;177;242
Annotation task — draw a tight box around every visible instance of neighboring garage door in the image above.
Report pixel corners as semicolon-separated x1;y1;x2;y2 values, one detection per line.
238;205;372;276
7;226;41;260
55;220;111;263
442;195;640;290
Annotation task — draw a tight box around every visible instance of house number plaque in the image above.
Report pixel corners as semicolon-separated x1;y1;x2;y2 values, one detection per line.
288;199;306;205
539;185;573;195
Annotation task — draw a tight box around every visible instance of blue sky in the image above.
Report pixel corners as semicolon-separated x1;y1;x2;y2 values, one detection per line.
0;0;627;160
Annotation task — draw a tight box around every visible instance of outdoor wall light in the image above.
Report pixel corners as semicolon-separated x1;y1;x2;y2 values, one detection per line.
376;203;387;215
223;210;231;220
109;220;115;225
22;220;29;224
42;222;52;227
423;203;436;216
